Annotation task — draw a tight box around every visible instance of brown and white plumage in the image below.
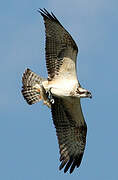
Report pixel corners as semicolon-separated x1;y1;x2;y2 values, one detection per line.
51;97;87;173
38;8;78;82
21;9;92;174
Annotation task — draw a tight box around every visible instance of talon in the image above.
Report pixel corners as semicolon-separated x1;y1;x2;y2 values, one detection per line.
47;88;54;104
50;98;54;104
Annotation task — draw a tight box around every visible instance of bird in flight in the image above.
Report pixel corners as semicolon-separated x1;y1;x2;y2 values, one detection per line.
21;8;92;174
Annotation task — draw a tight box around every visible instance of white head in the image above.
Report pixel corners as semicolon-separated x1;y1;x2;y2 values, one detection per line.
76;87;92;99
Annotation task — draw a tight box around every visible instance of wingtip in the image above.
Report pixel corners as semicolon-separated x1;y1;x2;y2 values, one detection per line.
37;8;60;24
37;8;46;15
37;8;43;15
37;8;48;15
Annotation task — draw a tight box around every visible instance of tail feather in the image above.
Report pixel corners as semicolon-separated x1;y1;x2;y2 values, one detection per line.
22;68;43;87
22;68;43;105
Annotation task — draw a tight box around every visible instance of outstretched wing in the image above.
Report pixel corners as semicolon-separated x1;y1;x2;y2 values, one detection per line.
38;9;78;81
51;97;87;173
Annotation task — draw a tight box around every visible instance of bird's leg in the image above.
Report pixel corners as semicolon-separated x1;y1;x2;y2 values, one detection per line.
46;88;55;104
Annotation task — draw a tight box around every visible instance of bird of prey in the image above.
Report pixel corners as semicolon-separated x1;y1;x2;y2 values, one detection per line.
21;8;92;174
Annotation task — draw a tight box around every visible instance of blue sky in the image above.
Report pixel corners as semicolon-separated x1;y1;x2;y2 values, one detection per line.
1;0;118;179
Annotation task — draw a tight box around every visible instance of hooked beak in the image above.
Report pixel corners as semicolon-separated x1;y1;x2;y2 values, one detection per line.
89;93;92;99
86;91;92;99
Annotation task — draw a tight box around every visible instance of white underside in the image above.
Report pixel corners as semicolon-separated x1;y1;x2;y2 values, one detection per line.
42;79;78;97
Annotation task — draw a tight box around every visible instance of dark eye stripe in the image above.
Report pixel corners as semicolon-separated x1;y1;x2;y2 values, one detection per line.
76;89;85;94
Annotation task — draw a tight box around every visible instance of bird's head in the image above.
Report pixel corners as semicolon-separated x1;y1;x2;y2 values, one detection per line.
76;87;92;99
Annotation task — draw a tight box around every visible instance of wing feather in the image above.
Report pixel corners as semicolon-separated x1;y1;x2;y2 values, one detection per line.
38;9;78;81
51;97;87;173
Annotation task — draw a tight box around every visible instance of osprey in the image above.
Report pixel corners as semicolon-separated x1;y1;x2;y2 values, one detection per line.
21;9;92;174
